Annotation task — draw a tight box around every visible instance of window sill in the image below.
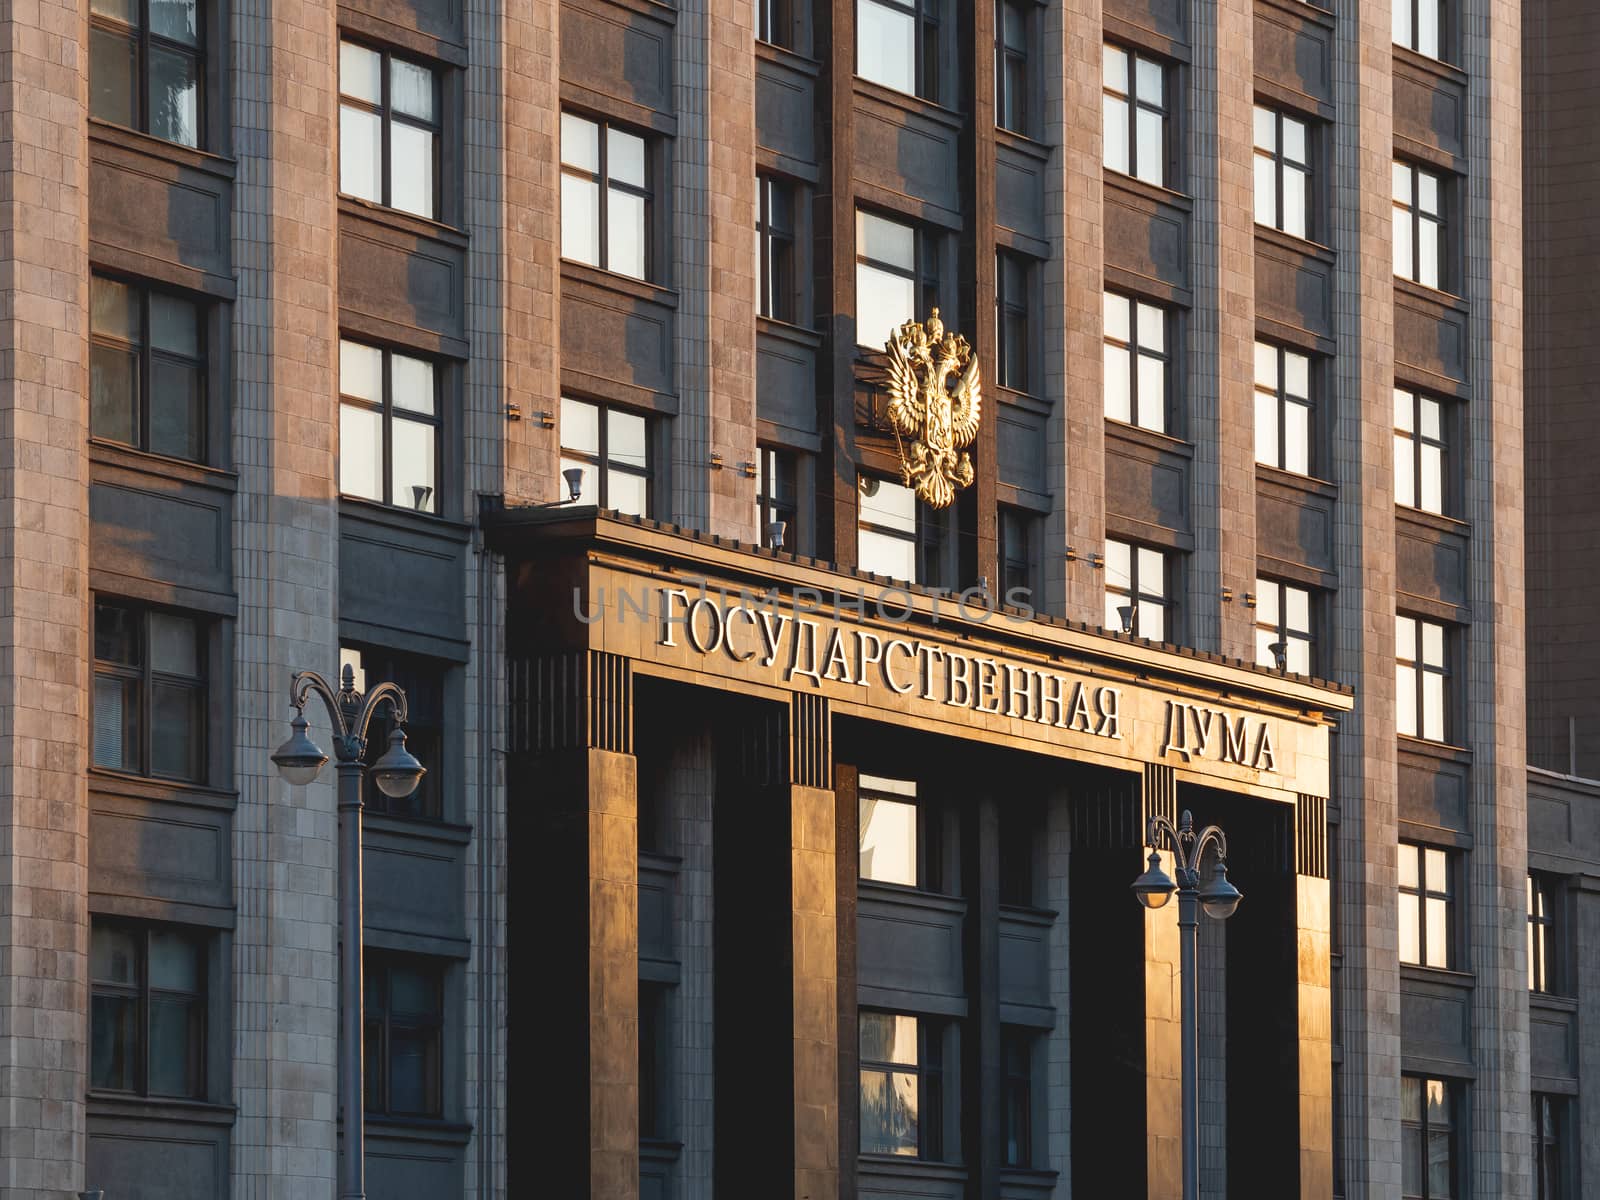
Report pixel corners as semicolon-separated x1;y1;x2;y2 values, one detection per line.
995;126;1050;161
1104;418;1193;458
1530;991;1578;1013
852;77;965;131
87;1093;238;1124
561;258;679;308
365;810;473;844
859;1156;969;1181
338;495;473;540
88;118;235;176
1391;44;1468;88
858;878;965;911
1102;168;1192;212
1397;735;1472;764
1255;463;1337;500
90;439;238;490
362;1115;473;1145
1393;275;1466;313
339;195;470;248
1256;0;1334;29
758;314;823;346
1253;222;1334;262
755;38;819;75
1395;504;1470;538
1398;963;1475;989
995;384;1049;416
88;770;237;811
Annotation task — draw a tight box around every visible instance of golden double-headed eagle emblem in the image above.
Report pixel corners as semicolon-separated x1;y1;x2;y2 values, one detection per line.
883;308;982;510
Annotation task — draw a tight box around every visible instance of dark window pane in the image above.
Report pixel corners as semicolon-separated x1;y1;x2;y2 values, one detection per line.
148;994;201;1096
147;44;200;147
150;0;200;44
90;26;138;128
150;680;201;779
90;343;139;446
364;1017;384;1111
92;924;140;984
93;674;140;772
149;357;204;460
388;1025;440;1114
91;993;138;1091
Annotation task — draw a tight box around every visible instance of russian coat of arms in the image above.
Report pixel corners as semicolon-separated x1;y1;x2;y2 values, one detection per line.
882;308;983;510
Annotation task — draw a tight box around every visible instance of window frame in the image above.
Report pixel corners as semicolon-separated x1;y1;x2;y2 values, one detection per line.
92;598;208;784
1393;386;1449;516
338;37;444;220
998;507;1036;601
340;643;446;821
89;270;209;464
560;110;654;281
1254;340;1315;476
855;208;940;352
1396;613;1452;743
89;917;208;1100
1253;105;1313;241
1527;872;1562;995
1400;1074;1458;1200
856;475;947;586
1398;840;1455;970
995;0;1029;135
756;0;792;47
757;173;797;323
1104;538;1174;642
755;444;800;548
364;952;446;1119
639;980;671;1140
858;1010;947;1160
1102;42;1169;188
995;250;1031;392
1533;1093;1567;1200
1393;0;1449;63
1002;1026;1034;1167
858;774;937;890
559;395;654;516
1392;160;1448;291
856;0;941;102
1254;577;1317;676
1103;290;1171;434
338;338;445;515
89;0;206;148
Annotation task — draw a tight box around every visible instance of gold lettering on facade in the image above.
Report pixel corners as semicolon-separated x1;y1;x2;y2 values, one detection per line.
1160;700;1278;773
883;309;982;510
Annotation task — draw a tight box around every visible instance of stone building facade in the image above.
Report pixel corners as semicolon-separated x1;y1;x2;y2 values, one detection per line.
0;0;1593;1196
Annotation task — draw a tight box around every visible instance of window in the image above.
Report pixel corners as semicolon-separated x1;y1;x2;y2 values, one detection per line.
859;1011;945;1159
1103;291;1169;433
857;476;945;585
857;0;939;101
1394;388;1447;515
1393;161;1446;290
1253;106;1312;239
90;273;206;463
90;919;206;1098
339;40;441;220
757;174;796;322
755;445;799;547
1104;539;1172;641
756;0;790;46
1255;577;1316;676
998;508;1035;600
341;645;445;820
639;981;670;1139
89;0;202;147
560;396;652;516
1527;873;1562;994
1533;1094;1567;1200
339;339;441;513
996;251;1030;391
995;0;1028;134
365;954;444;1117
859;775;921;887
1394;0;1445;60
1396;614;1450;742
561;112;651;280
856;210;938;351
93;600;205;782
1103;44;1167;187
1254;341;1312;475
1398;841;1454;969
1002;1028;1033;1167
1401;1075;1456;1199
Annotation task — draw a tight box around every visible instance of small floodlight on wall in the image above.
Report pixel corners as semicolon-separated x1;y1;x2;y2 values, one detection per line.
768;520;787;551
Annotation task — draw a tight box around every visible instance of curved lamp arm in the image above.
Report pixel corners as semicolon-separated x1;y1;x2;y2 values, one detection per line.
289;666;411;759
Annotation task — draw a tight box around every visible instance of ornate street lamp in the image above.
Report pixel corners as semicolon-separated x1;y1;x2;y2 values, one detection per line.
1131;809;1241;1200
272;664;425;1200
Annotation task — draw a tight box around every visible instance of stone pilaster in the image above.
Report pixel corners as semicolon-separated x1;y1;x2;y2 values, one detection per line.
229;0;343;1189
1328;0;1401;1190
0;0;91;1191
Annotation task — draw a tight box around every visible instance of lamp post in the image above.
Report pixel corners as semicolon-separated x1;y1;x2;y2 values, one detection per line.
1130;809;1243;1200
272;664;426;1200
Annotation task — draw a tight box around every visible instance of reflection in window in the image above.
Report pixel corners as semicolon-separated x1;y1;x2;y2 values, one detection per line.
1103;44;1167;187
857;476;946;584
1534;1093;1566;1200
1401;1075;1456;1199
90;0;203;147
560;396;651;516
1103;291;1169;433
1394;387;1447;515
860;1011;944;1159
93;599;205;782
1254;577;1315;676
755;444;799;547
1254;342;1312;475
562;112;651;280
1394;0;1445;61
338;339;440;513
91;273;206;463
364;953;445;1117
757;174;796;322
857;0;939;100
91;918;206;1098
1393;161;1445;289
859;775;918;886
339;40;441;219
1398;841;1453;969
1527;873;1561;994
1396;614;1449;742
1253;106;1311;240
1104;538;1171;642
856;210;937;351
995;0;1028;134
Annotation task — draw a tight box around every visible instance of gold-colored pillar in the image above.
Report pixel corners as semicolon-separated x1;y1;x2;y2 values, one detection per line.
1297;795;1334;1199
